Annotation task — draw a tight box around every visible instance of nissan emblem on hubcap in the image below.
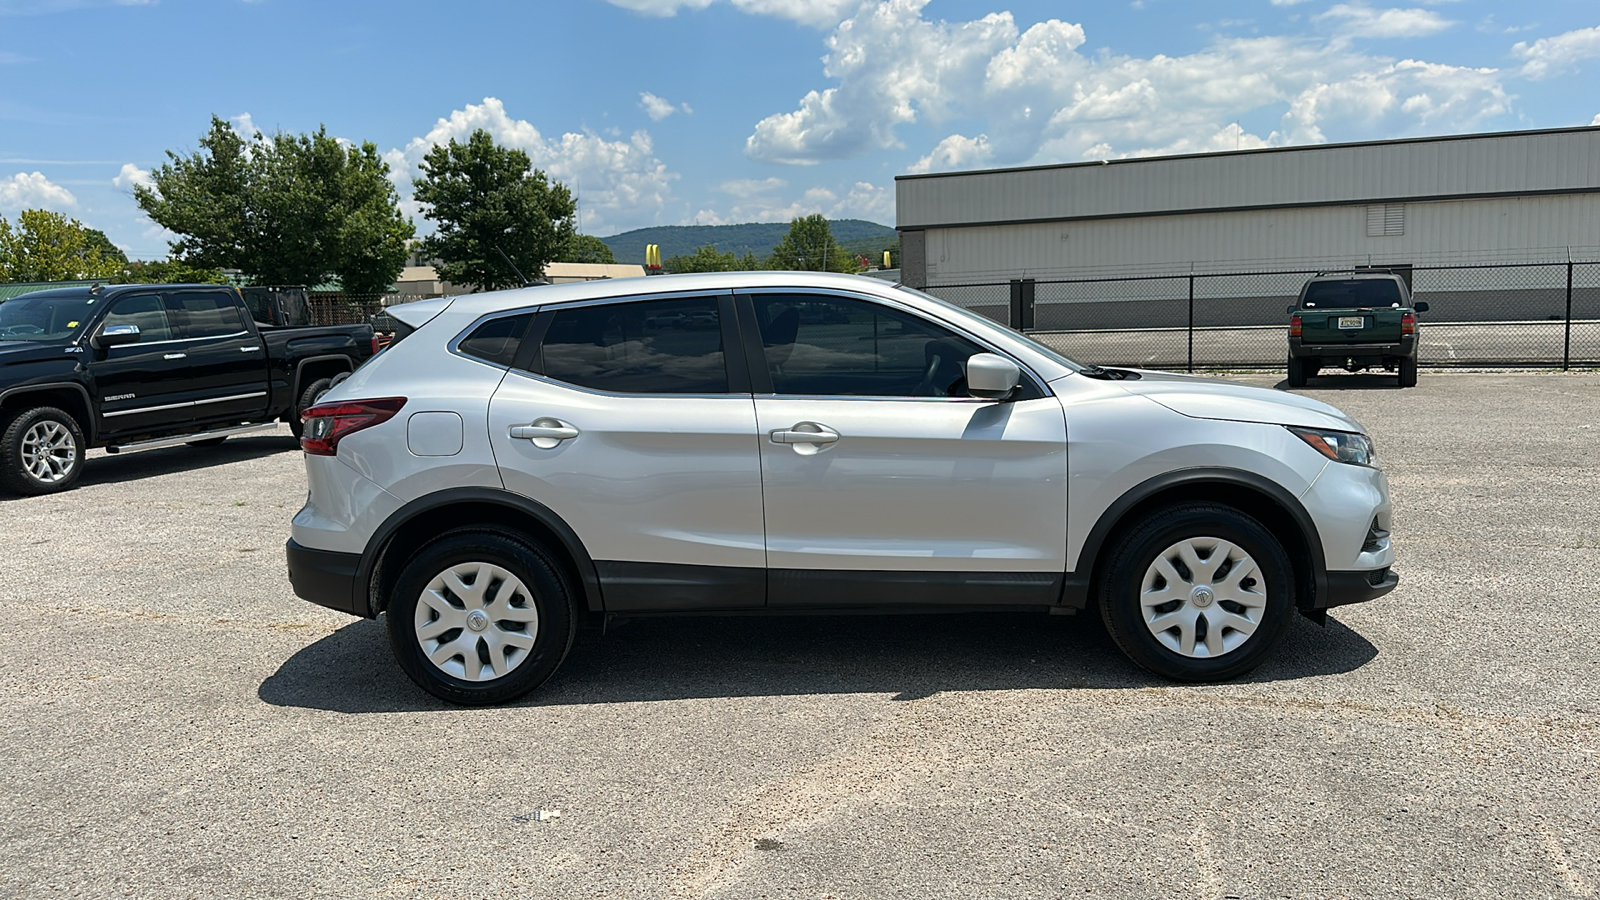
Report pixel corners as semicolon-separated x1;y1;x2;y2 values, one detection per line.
466;610;490;632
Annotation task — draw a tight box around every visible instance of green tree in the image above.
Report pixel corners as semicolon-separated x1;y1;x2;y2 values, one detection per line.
766;214;857;273
0;209;124;282
135;116;413;296
663;243;760;274
113;259;228;285
560;234;616;265
412;129;576;291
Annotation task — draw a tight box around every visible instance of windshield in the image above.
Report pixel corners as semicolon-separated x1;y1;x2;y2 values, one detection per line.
893;284;1087;372
0;292;99;342
1302;279;1404;309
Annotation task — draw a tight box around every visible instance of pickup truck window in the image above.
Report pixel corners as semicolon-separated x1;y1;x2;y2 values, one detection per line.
103;294;173;341
0;293;95;342
170;290;247;338
1303;280;1404;309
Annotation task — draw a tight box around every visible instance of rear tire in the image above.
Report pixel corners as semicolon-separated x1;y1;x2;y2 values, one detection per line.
1098;503;1295;682
1286;355;1306;388
1;406;86;496
288;377;334;439
386;530;576;706
1398;357;1418;388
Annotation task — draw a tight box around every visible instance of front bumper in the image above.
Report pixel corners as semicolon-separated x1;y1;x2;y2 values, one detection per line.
286;538;365;617
1318;567;1399;609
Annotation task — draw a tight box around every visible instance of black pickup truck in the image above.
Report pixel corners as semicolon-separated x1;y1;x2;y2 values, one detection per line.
0;283;375;495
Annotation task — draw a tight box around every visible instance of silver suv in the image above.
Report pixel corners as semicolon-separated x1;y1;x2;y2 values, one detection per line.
286;272;1396;705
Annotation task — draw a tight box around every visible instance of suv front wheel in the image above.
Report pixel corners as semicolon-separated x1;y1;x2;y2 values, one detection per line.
386;530;576;705
1099;504;1294;682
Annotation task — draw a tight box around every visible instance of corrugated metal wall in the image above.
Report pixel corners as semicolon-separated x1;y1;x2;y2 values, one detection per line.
917;194;1600;285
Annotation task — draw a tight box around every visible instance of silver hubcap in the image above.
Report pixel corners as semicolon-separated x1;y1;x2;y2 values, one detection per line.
20;420;76;484
1140;537;1267;659
414;561;539;682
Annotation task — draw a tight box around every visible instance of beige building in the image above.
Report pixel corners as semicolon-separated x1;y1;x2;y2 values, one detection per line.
392;262;647;300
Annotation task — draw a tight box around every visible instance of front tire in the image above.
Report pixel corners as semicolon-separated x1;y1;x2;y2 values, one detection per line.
1;407;86;496
385;530;576;706
1098;504;1295;682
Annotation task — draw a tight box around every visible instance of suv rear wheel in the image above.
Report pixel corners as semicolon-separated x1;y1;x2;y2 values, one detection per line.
1398;357;1418;388
1099;504;1294;682
386;530;576;705
1286;356;1307;388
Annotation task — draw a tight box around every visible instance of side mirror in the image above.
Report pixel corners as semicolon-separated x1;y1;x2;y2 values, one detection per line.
1413;301;1430;313
966;353;1021;400
92;323;140;350
1286;304;1296;314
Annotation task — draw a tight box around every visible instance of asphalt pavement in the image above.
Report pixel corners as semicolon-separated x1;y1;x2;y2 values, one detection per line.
1;371;1597;899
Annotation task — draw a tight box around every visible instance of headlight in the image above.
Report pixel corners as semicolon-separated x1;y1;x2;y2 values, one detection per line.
1288;426;1375;466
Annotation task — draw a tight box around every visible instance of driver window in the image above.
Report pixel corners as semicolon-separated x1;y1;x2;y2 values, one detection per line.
102;294;173;343
750;294;985;397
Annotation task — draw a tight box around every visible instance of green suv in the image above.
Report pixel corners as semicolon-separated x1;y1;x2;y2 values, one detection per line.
1287;272;1429;388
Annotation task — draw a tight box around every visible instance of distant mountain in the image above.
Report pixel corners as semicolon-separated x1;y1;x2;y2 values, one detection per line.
600;219;897;265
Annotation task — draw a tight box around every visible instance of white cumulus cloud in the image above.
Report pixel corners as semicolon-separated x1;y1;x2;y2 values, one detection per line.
0;171;76;212
746;0;1511;169
1513;26;1600;80
1317;5;1454;39
692;179;890;225
604;0;859;28
386;97;679;235
639;91;690;121
112;162;153;191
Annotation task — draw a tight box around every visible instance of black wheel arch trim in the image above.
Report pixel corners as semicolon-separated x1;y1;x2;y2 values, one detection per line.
355;487;604;618
0;382;98;443
1060;467;1328;612
292;354;356;399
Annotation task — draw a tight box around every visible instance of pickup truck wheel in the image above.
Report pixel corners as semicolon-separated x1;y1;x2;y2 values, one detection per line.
289;377;335;439
385;530;576;706
1;407;86;496
1286;356;1307;388
1398;357;1418;388
1098;503;1294;682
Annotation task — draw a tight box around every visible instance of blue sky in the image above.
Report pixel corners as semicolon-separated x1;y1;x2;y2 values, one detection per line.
1;0;1597;260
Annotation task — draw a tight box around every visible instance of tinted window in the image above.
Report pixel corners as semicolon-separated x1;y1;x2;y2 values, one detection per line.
170;290;246;337
102;294;173;342
751;294;985;397
1303;280;1403;309
539;297;727;394
458;313;533;367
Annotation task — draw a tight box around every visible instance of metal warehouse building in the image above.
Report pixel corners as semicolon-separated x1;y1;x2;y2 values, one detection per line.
894;127;1600;370
895;126;1600;288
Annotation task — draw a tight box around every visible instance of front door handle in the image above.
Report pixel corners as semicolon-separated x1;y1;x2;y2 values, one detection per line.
509;418;580;448
240;345;261;352
770;423;840;445
163;352;187;360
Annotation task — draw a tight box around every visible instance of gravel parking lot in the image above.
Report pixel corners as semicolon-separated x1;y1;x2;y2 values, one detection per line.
2;371;1597;899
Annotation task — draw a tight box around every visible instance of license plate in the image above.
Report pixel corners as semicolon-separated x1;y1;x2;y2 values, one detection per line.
1337;316;1365;329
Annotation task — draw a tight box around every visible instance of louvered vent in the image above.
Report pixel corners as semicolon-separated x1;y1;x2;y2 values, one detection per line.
1366;204;1405;237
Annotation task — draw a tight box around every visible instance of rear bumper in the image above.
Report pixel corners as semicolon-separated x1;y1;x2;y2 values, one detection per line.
1318;567;1398;609
286;538;366;617
1289;335;1415;357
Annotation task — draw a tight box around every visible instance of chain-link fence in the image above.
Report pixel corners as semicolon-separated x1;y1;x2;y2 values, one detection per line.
307;293;393;327
925;260;1600;370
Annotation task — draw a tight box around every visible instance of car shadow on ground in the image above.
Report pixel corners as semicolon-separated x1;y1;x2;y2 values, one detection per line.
258;611;1379;713
73;434;300;488
1274;373;1406;391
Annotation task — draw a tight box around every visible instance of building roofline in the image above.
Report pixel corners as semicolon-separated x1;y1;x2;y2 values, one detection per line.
893;125;1600;183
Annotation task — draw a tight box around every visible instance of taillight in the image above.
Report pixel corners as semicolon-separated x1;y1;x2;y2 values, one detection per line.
1289;315;1302;338
1401;312;1416;335
300;397;406;457
371;335;380;356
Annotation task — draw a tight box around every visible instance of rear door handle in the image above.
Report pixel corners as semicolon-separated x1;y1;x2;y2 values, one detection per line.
770;424;840;445
163;353;187;360
509;418;580;447
240;346;261;352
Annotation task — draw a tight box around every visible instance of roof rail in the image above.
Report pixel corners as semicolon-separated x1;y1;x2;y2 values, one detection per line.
1312;267;1403;277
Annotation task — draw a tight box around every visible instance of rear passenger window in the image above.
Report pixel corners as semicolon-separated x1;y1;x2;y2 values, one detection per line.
458;313;533;367
538;297;727;394
170;290;247;337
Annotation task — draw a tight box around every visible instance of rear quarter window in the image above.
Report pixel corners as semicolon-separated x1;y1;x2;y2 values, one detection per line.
457;313;534;367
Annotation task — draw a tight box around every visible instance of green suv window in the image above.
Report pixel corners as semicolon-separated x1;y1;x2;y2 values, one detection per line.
1303;280;1404;309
